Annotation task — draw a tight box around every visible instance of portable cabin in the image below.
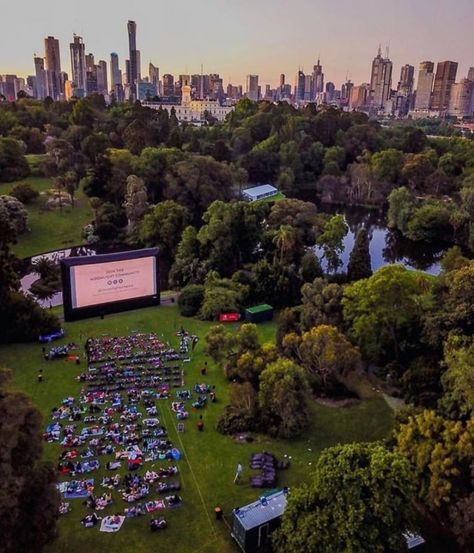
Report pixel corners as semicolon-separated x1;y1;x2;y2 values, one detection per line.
232;490;287;553
242;184;278;202
244;304;273;323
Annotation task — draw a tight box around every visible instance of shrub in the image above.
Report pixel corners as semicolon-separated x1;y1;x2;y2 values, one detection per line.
10;182;39;204
178;284;205;317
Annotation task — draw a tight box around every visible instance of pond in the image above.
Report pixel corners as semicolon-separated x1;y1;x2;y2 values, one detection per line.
315;206;445;275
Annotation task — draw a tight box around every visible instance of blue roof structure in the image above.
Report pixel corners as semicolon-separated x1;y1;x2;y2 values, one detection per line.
233;490;287;530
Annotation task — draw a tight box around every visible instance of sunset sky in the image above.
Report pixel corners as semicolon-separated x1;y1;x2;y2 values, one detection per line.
1;0;473;88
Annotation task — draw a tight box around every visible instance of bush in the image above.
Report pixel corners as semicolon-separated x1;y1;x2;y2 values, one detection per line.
178;284;205;317
0;195;28;235
0;292;60;343
10;182;39;204
0;137;30;182
216;406;256;435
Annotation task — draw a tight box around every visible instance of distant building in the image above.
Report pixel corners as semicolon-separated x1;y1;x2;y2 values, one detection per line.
350;83;370;110
127;20;139;97
44;36;62;99
137;81;157;101
162;74;174;97
97;60;108;95
325;81;335;102
70;35;87;94
312;59;324;98
110;53;122;88
396;64;415;116
415;61;434;110
149;63;159;94
448;79;474;118
295;70;305;102
246;74;259;101
369;47;392;112
34;56;48;99
142;82;234;125
431;61;458;112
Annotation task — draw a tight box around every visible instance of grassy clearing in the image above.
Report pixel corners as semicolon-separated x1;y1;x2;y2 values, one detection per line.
0;176;93;259
0;305;393;553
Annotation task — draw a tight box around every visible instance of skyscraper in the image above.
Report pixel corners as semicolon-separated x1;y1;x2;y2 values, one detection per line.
396;64;415;116
97;60;108;95
149;63;159;91
414;61;434;110
162;74;174;97
127;20;139;95
246;74;259;101
312;59;324;99
295;70;305;102
448;79;474;118
44;36;61;99
304;74;313;101
70;35;87;95
369;46;392;112
325;82;335;102
431;61;458;112
110;53;122;87
33;56;47;99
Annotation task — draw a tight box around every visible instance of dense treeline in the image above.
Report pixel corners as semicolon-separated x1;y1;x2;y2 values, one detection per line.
1;95;474;258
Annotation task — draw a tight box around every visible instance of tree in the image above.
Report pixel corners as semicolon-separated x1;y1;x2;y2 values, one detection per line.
283;325;360;390
0;368;59;553
347;227;372;281
272;224;300;265
0;137;30;182
301;278;343;331
395;410;474;517
342;265;430;363
405;201;452;242
140;200;190;257
198;277;247;321
164;156;237;224
371;148;404;183
273;443;416;553
387;187;416;233
267;198;319;245
317;214;348;273
123;175;149;235
439;337;474;419
258;359;310;438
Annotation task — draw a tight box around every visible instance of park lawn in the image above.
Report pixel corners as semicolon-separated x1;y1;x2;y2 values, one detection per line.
0;305;394;553
0;176;93;259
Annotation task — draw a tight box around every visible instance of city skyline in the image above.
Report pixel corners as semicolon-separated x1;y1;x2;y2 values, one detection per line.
1;0;474;88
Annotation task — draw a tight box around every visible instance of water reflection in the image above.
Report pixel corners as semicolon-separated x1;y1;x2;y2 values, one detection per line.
317;206;445;275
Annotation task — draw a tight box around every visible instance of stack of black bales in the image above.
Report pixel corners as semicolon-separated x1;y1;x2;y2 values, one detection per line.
249;452;277;488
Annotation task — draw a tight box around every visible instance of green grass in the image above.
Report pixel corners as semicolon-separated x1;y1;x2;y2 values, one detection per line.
0;305;394;553
0;176;93;258
257;191;287;204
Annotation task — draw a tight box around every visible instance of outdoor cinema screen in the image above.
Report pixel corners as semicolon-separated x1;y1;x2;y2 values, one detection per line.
61;248;160;321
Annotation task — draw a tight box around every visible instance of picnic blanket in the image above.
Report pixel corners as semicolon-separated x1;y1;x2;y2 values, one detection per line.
100;515;125;533
63;479;94;499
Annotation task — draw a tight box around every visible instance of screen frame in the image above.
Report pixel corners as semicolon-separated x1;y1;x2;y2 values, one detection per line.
61;248;160;321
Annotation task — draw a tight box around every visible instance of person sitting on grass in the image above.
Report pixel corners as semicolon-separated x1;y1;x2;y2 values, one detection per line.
81;512;100;527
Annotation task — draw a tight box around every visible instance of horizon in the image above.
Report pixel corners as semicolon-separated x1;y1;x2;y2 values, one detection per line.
1;0;473;88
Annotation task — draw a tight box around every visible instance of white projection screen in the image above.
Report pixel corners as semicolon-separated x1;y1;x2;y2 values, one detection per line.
61;248;160;321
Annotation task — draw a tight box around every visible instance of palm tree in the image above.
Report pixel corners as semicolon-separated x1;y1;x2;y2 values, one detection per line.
272;224;298;265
